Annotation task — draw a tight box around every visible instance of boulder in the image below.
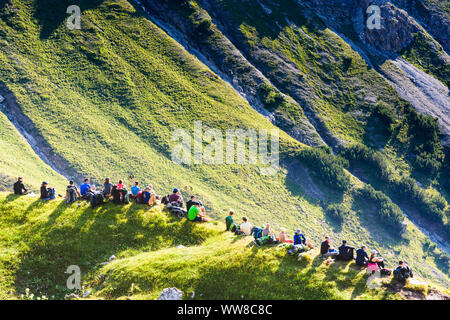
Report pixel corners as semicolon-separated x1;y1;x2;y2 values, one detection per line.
158;287;183;300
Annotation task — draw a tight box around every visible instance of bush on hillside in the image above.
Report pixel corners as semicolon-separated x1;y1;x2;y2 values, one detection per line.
388;177;447;224
341;144;448;227
354;185;404;233
372;103;396;132
325;204;347;223
405;106;444;178
297;147;350;192
340;144;390;179
258;82;285;111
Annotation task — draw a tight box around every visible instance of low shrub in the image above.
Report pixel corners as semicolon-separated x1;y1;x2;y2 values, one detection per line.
354;185;404;232
325;204;347;223
297;147;350;192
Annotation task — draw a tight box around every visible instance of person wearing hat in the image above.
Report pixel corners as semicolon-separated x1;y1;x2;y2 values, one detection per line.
337;240;355;261
40;181;55;201
187;202;210;222
168;188;184;206
13;177;28;195
355;245;369;267
293;229;306;245
394;261;413;284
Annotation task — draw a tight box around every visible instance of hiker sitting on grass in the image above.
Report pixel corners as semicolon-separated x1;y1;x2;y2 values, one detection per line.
393;261;413;284
355;245;369;267
103;178;113;198
225;210;235;231
367;250;385;274
130;181;140;199
80;178;92;200
187;195;202;212
40;181;55;201
169;188;184;206
239;216;253;236
320;236;338;256
144;185;156;206
116;179;125;190
187;202;209;222
336;240;355;261
277;228;293;243
65;180;80;204
13;177;28;195
263;223;275;237
294;229;306;245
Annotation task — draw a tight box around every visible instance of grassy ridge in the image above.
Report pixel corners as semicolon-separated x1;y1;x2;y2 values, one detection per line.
0;194;448;300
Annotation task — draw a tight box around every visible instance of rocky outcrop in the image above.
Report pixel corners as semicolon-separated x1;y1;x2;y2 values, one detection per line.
300;0;422;53
356;0;421;53
393;0;450;53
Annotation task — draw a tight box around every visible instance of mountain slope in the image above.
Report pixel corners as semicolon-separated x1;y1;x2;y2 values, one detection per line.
0;106;66;192
0;0;448;297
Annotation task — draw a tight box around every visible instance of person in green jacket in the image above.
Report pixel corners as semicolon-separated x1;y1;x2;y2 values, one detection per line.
188;202;209;222
225;210;235;231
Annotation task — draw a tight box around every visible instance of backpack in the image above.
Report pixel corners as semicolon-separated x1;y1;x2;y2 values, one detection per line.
82;190;94;201
66;186;77;204
380;268;392;276
288;244;306;255
161;195;170;205
91;192;104;208
252;227;263;240
255;235;277;246
121;189;129;204
111;187;128;204
135;190;146;204
167;203;186;218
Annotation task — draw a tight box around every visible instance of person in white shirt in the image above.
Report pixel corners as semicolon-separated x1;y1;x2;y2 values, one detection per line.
239;216;253;236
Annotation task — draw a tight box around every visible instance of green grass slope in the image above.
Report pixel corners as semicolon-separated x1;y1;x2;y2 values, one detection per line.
1;194;447;300
0;0;448;295
0;111;66;192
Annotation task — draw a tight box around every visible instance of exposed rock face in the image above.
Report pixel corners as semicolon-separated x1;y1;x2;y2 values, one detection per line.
393;0;450;53
356;0;421;53
300;0;422;53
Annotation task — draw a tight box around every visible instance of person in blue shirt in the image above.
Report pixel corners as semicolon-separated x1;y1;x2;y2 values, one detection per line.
131;181;140;198
293;229;306;245
80;178;92;199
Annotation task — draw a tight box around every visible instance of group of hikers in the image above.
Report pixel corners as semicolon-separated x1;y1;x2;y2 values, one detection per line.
12;177;210;223
224;211;414;284
13;176;414;284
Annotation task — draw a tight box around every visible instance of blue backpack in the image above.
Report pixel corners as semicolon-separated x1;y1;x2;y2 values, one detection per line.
252;227;263;240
